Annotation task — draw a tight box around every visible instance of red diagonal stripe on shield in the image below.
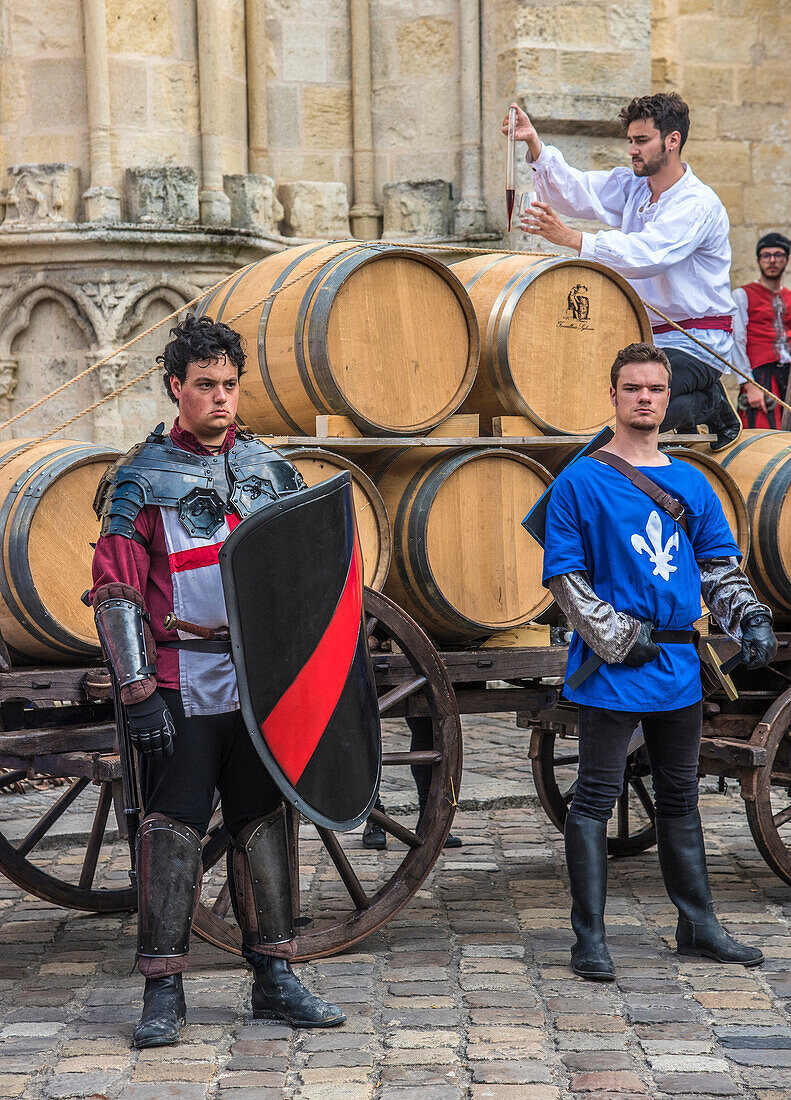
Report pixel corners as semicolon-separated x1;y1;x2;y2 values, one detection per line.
260;535;363;784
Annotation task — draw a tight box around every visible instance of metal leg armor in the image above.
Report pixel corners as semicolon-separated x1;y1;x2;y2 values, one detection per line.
229;805;346;1029
133;814;202;1048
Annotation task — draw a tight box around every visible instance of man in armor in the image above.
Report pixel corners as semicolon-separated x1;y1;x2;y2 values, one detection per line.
542;342;776;981
91;315;346;1048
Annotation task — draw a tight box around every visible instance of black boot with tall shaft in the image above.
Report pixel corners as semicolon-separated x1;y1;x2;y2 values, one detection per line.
656;810;763;966
565;812;615;981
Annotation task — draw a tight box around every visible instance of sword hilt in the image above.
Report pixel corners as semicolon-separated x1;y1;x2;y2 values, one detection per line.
163;612;228;641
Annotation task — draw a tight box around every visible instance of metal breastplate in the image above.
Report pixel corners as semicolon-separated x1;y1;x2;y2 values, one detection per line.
94;425;306;541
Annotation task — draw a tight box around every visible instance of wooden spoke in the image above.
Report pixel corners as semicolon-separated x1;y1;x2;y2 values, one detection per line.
0;769;26;790
78;782;113;890
382;750;441;766
562;779;577;805
773;802;791;830
616;789;630;838
17;777;89;858
317;827;369;910
378;676;428;715
365;616;379;638
630;777;656;821
554;753;579;766
368;807;421;849
212;881;233;919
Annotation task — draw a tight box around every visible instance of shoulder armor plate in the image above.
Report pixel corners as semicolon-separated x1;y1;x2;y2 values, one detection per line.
95;428;307;540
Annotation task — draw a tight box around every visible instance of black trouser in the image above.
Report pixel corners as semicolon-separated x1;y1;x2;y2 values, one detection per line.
405;716;433;808
140;688;282;838
570;701;702;823
661;347;723;432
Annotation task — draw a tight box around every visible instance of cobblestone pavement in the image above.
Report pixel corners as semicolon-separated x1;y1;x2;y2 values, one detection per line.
1;713;790;1099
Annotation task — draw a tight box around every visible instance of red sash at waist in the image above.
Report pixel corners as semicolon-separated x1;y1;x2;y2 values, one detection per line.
652;315;733;335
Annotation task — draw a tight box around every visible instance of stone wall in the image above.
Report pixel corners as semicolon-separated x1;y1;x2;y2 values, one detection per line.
653;0;791;288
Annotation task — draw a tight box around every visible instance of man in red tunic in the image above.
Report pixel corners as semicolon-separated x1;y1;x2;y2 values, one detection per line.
734;233;791;429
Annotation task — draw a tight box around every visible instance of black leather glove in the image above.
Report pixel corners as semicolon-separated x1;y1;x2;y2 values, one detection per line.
126;691;176;761
622;620;660;668
740;610;777;669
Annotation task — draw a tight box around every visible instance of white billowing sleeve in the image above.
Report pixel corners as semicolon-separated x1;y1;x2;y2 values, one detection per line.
527;144;631;227
730;287;753;382
578;200;717;279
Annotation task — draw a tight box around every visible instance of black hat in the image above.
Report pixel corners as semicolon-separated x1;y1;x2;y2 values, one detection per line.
757;232;791;257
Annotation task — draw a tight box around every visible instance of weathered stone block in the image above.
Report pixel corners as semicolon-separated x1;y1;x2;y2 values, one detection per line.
397;17;455;77
224;174;284;232
382;179;453;239
106;0;175;55
125;167;199;224
281;20;326;82
278;180;349;238
303;85;352;150
2;164;81;226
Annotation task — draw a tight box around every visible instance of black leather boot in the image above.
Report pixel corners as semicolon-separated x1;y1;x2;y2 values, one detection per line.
707;377;742;452
565;812;615;981
250;955;346;1027
656;810;763;966
132;974;186;1048
363;798;387;849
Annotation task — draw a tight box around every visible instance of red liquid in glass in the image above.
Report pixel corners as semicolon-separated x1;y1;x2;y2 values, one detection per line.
505;188;515;231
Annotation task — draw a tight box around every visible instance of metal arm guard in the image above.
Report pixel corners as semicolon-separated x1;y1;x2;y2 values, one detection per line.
93;582;156;697
699;557;770;642
136;814;203;958
228;805;295;956
548;570;642;664
94;423;306;541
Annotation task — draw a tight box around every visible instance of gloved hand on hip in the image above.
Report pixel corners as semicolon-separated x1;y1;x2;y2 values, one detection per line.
622;620;660;667
126;691;176;760
740;610;777;669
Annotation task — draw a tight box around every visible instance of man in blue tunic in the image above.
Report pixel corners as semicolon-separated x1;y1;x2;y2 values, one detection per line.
543;341;776;980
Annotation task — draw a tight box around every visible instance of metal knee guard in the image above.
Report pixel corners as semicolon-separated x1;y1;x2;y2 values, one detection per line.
136;814;202;959
230;805;294;948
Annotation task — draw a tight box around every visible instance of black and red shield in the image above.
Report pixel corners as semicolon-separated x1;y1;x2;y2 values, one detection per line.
219;473;381;831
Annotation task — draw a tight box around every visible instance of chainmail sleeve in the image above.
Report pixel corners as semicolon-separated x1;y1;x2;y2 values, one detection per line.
699;557;769;641
547;571;642;664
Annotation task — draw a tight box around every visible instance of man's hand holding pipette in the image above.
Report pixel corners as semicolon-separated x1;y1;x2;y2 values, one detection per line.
501;102;542;161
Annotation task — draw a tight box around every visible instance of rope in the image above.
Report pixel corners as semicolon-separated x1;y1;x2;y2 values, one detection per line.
4;237;780;445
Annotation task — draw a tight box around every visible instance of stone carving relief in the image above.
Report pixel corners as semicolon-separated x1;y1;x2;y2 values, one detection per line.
382;180;453;240
278;181;350;239
224;174;284;233
1;164;81;227
126;168;200;225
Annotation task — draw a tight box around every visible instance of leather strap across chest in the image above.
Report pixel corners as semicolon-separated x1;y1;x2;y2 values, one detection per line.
591;451;689;536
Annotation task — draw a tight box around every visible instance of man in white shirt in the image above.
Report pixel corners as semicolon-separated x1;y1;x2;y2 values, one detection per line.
504;92;741;450
732;233;791;430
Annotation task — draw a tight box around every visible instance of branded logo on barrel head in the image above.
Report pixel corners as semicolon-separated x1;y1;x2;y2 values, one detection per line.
558;284;593;331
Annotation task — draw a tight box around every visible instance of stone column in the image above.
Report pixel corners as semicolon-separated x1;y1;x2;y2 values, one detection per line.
245;0;269;175
91;351;128;446
455;0;487;237
0;358;19;430
349;0;381;240
197;0;231;226
82;0;122;221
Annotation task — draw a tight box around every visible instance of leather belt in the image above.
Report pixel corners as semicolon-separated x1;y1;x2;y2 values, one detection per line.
566;629;699;691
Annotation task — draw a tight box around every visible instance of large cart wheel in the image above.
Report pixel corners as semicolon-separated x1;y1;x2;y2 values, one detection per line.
192;588;463;961
743;687;791;886
0;769;136;911
530;724;657;856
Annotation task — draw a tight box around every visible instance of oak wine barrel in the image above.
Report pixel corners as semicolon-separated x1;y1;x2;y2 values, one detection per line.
279;447;391;591
0;439;119;662
450;253;652;434
367;446;553;643
714;430;791;620
198;242;479;436
666;447;750;560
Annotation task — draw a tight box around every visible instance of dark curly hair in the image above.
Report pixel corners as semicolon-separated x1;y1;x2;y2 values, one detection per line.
611;342;671;388
157;314;246;404
619;92;690;151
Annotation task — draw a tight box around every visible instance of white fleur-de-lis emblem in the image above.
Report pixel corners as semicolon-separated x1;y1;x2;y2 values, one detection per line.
630;510;678;581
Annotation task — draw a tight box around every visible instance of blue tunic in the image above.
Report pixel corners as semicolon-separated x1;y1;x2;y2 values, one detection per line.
542;455;740;711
